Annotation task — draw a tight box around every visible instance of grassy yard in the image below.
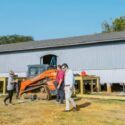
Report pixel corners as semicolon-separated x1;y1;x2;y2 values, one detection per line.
0;96;125;125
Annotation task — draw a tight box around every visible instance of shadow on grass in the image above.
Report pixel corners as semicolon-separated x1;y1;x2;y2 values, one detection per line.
78;102;91;109
71;102;91;111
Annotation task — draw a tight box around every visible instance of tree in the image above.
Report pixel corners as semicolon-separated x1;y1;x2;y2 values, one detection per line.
0;35;34;45
102;16;125;33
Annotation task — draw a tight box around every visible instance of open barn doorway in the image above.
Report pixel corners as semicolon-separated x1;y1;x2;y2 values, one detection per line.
40;54;57;67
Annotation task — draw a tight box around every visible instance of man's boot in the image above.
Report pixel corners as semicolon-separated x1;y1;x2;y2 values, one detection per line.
73;105;79;112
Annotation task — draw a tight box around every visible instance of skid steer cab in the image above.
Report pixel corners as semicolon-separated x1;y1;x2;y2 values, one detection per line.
19;64;57;100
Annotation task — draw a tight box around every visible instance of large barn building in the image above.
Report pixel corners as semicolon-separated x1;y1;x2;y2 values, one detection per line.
0;31;125;83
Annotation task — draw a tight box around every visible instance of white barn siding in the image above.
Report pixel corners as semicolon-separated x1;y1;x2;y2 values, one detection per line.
0;42;125;83
61;42;125;70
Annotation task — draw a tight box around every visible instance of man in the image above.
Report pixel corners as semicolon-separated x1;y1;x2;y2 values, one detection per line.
4;70;17;105
62;63;78;112
56;65;65;104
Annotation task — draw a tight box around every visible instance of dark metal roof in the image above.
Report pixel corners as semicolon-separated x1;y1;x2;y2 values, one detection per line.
0;31;125;53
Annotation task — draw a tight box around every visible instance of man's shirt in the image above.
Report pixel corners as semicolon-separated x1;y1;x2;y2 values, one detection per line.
7;75;14;91
64;69;74;87
56;70;65;84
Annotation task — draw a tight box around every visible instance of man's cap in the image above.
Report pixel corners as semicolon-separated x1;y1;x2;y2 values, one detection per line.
9;70;15;75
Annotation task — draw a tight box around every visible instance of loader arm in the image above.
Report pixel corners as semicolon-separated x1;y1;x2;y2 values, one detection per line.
19;69;57;95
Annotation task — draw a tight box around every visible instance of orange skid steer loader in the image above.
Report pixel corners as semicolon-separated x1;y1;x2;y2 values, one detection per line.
19;65;57;100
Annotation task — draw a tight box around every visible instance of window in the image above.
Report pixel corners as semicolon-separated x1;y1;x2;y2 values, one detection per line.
40;54;57;67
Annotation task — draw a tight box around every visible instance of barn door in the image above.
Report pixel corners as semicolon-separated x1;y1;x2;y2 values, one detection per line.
40;54;57;67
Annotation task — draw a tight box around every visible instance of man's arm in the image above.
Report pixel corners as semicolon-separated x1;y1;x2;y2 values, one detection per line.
57;79;63;89
11;79;18;84
69;70;74;88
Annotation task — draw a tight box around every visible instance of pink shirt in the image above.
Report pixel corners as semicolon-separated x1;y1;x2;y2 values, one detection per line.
56;70;65;84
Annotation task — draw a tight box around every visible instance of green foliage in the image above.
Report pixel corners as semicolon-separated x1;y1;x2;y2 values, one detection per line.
0;35;34;45
102;16;125;33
